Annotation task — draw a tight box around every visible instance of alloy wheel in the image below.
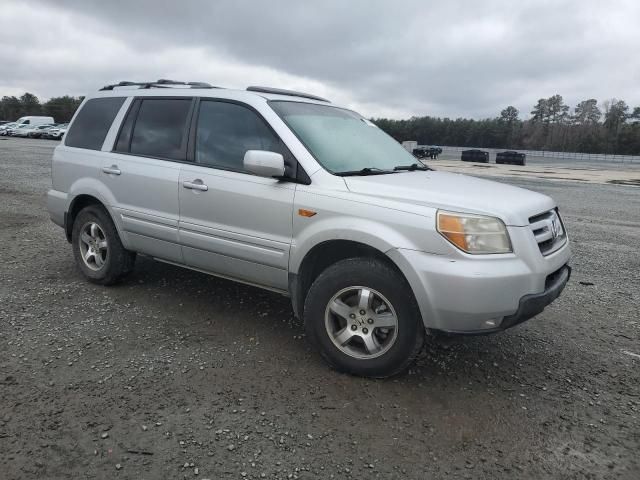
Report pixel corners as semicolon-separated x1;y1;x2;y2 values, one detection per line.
78;221;108;271
324;286;399;359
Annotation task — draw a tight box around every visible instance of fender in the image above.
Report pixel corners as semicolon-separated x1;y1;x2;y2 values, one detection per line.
66;178;132;249
289;201;450;274
289;216;422;275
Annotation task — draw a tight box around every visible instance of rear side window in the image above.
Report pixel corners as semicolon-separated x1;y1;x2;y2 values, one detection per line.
114;100;140;153
65;97;125;150
195;100;293;174
126;98;192;160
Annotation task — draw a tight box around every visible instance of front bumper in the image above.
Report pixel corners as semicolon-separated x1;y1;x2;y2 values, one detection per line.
388;241;572;333
498;265;570;331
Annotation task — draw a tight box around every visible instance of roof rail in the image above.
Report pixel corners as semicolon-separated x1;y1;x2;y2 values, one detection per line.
100;79;219;91
246;86;330;102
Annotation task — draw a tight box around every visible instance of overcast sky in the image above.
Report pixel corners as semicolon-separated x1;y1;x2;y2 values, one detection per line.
1;0;639;119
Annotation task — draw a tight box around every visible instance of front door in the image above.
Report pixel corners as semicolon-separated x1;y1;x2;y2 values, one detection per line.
178;99;296;290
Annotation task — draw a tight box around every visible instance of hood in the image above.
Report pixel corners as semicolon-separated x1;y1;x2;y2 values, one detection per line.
343;170;555;226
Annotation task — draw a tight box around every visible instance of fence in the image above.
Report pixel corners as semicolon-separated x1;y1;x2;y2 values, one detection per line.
437;146;640;164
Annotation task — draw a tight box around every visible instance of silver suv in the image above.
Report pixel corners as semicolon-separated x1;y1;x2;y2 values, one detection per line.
47;79;571;377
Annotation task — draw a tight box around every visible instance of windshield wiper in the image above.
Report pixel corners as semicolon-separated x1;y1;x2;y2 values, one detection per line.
393;163;432;171
335;167;398;176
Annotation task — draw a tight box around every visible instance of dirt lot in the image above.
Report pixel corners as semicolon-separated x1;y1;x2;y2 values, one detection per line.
1;137;639;479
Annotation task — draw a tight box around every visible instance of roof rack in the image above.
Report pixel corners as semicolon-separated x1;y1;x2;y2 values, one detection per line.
246;86;330;102
100;79;218;91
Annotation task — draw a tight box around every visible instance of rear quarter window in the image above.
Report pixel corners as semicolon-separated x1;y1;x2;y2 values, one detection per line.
65;97;125;150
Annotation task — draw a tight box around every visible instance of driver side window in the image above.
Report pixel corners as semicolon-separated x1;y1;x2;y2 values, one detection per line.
195;101;295;175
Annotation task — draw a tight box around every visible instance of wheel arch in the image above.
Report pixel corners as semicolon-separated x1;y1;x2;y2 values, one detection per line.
289;239;411;320
65;194;122;244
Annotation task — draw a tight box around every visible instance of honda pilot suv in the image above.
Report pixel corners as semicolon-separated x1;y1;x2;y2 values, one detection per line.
47;79;571;378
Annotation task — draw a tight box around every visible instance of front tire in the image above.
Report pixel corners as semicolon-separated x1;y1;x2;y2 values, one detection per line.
304;258;425;378
71;205;135;285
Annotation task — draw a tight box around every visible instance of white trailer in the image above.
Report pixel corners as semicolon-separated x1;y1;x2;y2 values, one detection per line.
402;140;417;153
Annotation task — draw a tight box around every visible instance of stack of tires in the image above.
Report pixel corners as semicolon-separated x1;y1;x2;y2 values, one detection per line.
496;151;526;166
461;149;489;163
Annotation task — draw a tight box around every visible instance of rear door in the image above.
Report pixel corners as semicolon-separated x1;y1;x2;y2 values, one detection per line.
178;99;296;291
103;96;195;262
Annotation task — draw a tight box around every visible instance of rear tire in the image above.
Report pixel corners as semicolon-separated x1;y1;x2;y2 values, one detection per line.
71;205;135;285
304;257;424;378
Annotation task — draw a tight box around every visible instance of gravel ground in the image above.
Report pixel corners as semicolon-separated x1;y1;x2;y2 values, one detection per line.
1;137;639;480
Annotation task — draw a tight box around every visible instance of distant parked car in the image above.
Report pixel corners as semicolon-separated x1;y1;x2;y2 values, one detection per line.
496;151;526;166
0;122;18;135
28;124;57;138
7;124;34;136
45;124;68;140
19;124;55;138
461;149;489;163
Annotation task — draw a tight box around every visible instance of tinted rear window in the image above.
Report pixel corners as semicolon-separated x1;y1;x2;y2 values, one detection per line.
65;97;125;150
129;98;192;160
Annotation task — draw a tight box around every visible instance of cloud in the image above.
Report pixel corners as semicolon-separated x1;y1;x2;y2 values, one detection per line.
1;0;639;119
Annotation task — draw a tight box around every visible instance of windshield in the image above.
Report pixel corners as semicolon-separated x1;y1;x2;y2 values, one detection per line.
269;101;418;174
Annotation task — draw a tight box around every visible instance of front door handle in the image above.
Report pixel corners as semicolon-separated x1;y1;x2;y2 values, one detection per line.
183;180;208;191
102;165;121;175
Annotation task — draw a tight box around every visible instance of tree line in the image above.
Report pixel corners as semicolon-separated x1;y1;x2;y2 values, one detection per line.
373;95;640;155
0;93;84;124
3;91;639;155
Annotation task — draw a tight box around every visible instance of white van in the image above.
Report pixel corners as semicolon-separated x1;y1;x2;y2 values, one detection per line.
15;116;55;126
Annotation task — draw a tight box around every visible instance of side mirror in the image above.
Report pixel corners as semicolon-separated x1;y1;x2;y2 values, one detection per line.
243;150;285;178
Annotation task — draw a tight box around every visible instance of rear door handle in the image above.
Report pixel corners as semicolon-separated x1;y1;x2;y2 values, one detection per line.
102;165;121;175
183;180;208;191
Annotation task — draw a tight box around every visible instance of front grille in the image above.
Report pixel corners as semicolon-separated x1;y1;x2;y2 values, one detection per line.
529;208;567;256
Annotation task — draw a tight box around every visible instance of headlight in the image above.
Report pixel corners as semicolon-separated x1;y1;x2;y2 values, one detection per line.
437;210;512;254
